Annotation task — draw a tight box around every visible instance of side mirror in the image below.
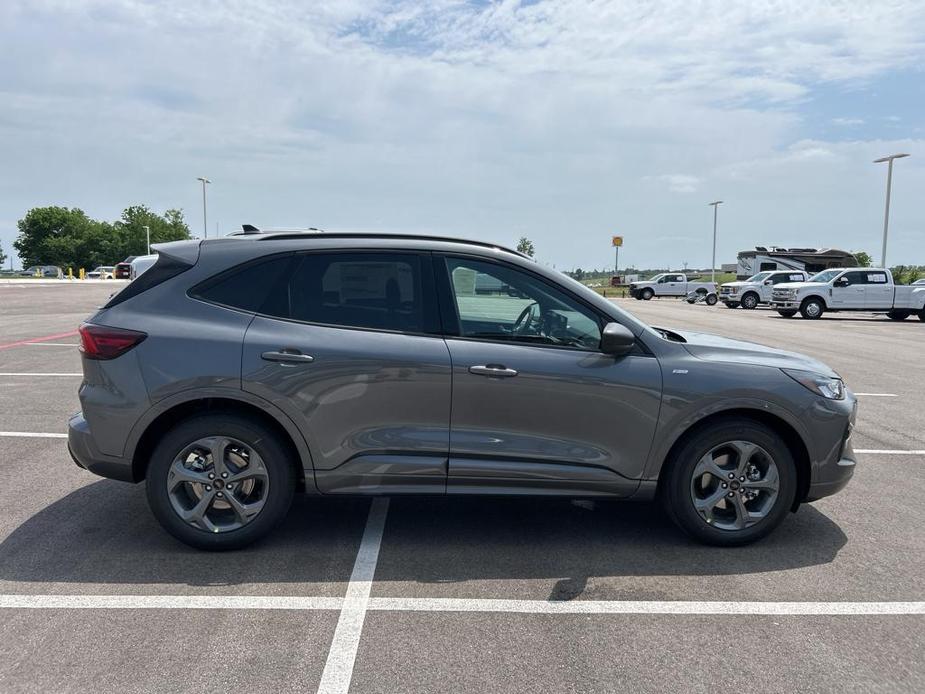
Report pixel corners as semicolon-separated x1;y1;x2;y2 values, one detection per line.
764;280;773;285
600;322;635;356
834;277;848;287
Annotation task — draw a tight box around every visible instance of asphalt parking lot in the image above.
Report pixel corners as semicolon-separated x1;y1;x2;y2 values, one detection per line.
0;284;923;693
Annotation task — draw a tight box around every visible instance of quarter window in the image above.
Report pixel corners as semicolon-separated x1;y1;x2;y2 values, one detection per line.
443;257;602;351
192;255;293;312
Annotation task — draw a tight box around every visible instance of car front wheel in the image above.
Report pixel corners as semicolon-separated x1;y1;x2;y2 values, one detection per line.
660;418;797;546
800;298;825;319
145;413;296;550
642;288;654;300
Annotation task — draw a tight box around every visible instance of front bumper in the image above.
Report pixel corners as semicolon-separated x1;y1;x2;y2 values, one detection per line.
68;412;136;483
771;301;799;309
804;396;857;502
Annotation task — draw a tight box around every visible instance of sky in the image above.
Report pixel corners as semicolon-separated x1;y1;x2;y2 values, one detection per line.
1;0;923;272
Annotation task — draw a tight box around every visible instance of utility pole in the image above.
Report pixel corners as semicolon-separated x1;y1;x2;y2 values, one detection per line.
708;201;723;283
143;225;150;254
196;177;211;239
873;154;909;268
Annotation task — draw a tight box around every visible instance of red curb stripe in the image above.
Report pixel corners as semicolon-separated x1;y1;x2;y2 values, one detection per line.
0;329;80;351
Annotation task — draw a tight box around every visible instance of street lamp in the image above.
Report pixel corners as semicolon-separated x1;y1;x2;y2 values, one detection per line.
196;177;211;239
708;201;723;283
143;225;150;255
873;154;909;268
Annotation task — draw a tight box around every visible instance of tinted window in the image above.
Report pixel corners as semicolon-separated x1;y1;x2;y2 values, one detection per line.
443;257;601;351
194;255;293;312
282;253;435;333
843;271;870;285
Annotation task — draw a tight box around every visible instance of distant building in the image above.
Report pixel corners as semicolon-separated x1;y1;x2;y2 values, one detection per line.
721;263;737;273
736;247;856;279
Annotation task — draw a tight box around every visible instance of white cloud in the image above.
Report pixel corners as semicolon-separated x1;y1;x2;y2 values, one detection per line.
0;0;924;269
832;117;865;126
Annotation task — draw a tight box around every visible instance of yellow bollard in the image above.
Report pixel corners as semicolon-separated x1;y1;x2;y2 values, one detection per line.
79;268;86;280
68;267;74;279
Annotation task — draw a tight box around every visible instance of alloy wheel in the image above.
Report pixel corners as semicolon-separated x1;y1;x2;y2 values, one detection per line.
166;436;270;533
689;440;780;531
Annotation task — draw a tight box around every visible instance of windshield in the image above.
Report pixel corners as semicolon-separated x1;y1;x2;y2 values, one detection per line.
746;272;772;282
809;270;842;283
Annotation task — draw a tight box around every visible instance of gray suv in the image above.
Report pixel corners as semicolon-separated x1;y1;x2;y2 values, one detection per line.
68;232;857;550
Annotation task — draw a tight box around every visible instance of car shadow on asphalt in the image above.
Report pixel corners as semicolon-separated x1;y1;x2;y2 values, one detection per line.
0;482;846;590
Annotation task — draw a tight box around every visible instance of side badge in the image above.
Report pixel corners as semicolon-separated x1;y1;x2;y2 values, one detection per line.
672;369;689;374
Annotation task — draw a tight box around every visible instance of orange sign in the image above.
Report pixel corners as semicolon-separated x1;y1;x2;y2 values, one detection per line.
611;236;623;247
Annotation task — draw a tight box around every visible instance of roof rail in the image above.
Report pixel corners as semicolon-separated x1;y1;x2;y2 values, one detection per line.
256;232;530;259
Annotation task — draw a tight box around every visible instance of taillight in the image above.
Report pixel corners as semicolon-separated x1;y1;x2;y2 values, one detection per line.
78;323;147;360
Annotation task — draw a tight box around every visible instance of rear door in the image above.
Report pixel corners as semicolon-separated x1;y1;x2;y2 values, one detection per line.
862;270;893;309
435;254;662;496
237;251;452;494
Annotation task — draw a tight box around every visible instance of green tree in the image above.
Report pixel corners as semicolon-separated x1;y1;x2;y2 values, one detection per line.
14;207;106;270
114;205;191;258
516;236;535;257
0;240;7;269
852;250;872;267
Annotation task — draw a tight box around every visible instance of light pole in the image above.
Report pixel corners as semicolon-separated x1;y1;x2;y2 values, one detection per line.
143;225;150;255
196;177;211;239
873;154;909;268
708;200;723;283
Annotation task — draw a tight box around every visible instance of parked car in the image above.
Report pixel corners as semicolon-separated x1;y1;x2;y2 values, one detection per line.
770;268;925;320
86;266;116;279
720;270;809;309
19;265;64;278
115;257;137;279
130;254;158;280
914;279;925;286
629;273;716;300
69;233;857;550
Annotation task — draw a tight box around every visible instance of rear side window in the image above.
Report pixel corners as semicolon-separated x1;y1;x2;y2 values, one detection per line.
192;255;294;312
277;253;438;334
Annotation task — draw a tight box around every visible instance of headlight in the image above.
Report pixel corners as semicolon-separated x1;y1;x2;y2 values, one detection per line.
783;369;845;400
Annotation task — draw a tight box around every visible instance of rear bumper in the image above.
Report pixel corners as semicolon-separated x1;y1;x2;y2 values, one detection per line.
67;412;136;483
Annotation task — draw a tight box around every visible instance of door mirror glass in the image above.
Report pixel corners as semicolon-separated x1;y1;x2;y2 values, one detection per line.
600;322;635;356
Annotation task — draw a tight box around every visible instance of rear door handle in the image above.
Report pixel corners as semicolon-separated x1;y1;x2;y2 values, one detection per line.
469;364;518;378
261;350;315;364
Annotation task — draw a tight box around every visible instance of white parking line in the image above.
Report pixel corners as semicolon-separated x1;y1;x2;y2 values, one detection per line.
317;497;390;694
1;594;922;616
0;595;342;610
854;393;898;397
855;449;925;455
0;372;82;377
367;598;925;616
0;432;67;438
23;342;79;347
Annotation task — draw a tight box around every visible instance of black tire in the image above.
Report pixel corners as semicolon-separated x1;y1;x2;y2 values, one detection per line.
724;302;739;309
777;310;797;318
660;418;797;546
642;288;654;301
919;309;925;322
799;297;825;320
740;292;759;310
146;413;296;550
887;310;910;321
706;293;718;306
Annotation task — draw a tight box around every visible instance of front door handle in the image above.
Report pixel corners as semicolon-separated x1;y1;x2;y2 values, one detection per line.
261;350;315;364
469;364;518;378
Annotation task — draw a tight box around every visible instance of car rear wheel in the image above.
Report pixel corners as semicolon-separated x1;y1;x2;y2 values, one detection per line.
660;418;797;546
741;292;759;310
145;413;296;550
641;288;654;300
777;310;797;318
799;298;824;319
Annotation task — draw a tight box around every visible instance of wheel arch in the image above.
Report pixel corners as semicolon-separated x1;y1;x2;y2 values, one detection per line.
127;391;315;492
654;408;811;510
800;294;827;309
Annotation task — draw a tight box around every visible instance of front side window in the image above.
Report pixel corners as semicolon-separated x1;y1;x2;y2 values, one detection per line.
842;271;870;285
443;257;602;351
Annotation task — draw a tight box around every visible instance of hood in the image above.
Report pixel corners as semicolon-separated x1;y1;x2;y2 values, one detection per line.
721;281;749;288
773;281;828;290
673;329;838;377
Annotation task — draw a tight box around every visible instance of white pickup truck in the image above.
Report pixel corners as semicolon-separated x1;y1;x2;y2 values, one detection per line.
770;268;925;320
720;270;809;309
629;273;716;301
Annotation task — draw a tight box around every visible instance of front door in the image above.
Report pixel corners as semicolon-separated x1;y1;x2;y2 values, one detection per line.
241;251;452;494
436;255;662;496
